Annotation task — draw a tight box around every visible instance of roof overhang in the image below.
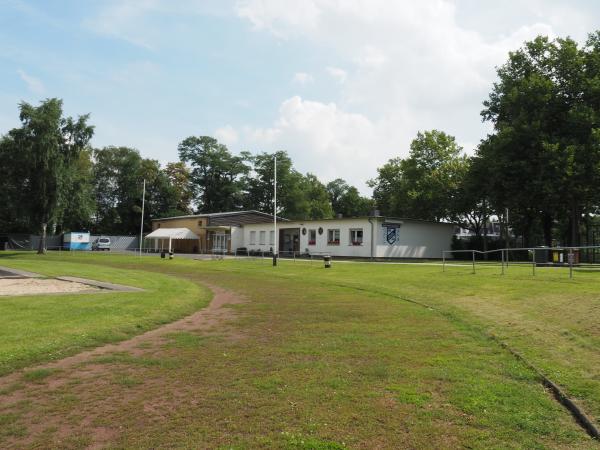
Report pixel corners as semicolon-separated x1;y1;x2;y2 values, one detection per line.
145;228;199;240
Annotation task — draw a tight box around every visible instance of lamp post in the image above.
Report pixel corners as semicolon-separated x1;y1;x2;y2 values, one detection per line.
273;155;278;267
139;179;145;257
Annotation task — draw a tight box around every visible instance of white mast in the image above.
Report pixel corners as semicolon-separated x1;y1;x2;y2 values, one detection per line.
139;179;145;257
273;155;277;266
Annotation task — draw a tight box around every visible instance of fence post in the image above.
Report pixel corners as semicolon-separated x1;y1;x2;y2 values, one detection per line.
442;251;446;272
501;249;504;275
569;249;574;279
472;250;476;274
532;249;536;276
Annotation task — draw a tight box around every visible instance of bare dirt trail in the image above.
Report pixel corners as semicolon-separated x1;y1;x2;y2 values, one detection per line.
0;283;246;449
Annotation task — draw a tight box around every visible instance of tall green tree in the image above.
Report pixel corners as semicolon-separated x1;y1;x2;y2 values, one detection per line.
326;178;373;217
93;146;179;234
480;34;600;246
178;136;248;213
164;162;193;214
369;130;468;222
242;151;333;220
3;99;94;252
57;149;96;233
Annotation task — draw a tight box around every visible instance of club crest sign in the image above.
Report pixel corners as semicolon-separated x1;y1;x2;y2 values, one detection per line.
382;223;401;245
386;227;397;244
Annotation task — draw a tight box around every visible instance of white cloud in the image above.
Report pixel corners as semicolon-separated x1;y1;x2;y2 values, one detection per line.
292;72;314;84
16;69;44;94
215;124;239;145
240;96;415;193
233;0;564;190
326;66;346;83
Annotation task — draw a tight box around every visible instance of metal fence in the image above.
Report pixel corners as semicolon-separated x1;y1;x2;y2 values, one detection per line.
442;245;600;279
0;234;139;251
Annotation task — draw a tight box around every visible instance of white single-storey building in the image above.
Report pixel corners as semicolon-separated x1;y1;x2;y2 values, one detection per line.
242;216;454;259
150;211;454;259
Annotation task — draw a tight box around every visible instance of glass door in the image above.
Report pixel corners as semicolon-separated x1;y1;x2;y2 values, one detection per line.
213;233;227;253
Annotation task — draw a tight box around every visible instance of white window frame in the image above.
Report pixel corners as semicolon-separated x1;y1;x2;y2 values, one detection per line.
259;230;266;245
269;230;275;245
250;230;256;245
350;228;363;246
327;229;340;246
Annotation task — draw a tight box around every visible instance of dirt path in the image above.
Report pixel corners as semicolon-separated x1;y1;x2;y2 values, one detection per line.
0;283;245;449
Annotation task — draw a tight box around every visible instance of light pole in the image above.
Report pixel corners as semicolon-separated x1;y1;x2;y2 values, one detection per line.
139;179;146;257
273;155;278;267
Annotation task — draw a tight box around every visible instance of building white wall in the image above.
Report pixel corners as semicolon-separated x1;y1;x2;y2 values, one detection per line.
240;218;453;259
242;219;374;257
375;220;454;259
230;226;244;252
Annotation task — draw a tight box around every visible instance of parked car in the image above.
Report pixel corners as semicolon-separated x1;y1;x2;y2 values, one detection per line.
92;237;111;251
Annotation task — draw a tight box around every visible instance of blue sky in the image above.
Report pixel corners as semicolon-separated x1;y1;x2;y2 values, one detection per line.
1;0;599;193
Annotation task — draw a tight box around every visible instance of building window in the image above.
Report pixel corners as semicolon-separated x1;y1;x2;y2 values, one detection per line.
259;231;266;245
269;230;275;245
327;229;340;245
350;229;363;245
250;231;256;245
308;229;316;245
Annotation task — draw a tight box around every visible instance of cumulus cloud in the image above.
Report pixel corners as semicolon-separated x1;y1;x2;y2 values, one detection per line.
292;72;314;84
215;124;239;145
238;96;415;193
17;69;44;94
326;66;346;83
232;0;563;191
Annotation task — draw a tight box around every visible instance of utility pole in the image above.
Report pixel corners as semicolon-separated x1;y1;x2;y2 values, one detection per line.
273;156;278;267
139;179;145;257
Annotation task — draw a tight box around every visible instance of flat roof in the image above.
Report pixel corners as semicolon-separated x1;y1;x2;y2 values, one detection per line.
152;210;288;222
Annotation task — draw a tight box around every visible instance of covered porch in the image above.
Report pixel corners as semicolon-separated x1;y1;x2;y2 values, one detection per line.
145;228;200;254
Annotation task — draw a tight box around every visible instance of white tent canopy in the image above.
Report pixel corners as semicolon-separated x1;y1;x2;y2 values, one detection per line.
146;228;199;240
145;228;199;253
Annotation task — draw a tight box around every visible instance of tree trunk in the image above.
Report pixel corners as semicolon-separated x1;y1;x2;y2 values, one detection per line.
570;204;579;247
38;222;47;254
482;200;488;260
542;213;553;248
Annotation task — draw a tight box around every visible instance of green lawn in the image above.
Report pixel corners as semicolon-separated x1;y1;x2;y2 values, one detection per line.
0;253;210;375
0;251;599;448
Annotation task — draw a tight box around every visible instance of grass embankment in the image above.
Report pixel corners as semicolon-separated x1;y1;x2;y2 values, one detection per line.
0;252;598;448
0;253;209;375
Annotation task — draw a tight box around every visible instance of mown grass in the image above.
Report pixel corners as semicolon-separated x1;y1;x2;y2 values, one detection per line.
0;253;210;375
0;252;599;448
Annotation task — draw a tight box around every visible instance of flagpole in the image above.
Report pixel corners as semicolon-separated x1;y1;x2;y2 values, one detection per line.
139;179;145;257
273;155;277;267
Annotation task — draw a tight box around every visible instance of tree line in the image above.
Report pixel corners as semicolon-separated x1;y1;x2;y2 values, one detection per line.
2;31;600;251
371;31;600;249
0;102;372;243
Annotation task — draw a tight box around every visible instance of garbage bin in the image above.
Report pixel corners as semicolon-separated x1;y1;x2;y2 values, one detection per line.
169;250;174;260
323;255;331;268
534;247;549;265
161;251;166;259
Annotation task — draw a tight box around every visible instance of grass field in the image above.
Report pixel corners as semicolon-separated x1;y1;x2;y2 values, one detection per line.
0;251;599;448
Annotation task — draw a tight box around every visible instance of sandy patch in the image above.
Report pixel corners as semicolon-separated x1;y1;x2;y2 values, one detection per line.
0;278;99;296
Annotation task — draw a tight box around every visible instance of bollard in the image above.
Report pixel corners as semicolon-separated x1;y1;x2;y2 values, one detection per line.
169;251;174;260
324;255;331;268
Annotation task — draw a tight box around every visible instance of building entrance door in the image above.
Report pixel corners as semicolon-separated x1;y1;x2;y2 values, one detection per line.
213;233;227;253
279;228;300;254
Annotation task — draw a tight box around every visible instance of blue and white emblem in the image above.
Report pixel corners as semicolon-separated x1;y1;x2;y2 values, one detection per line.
386;226;397;245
